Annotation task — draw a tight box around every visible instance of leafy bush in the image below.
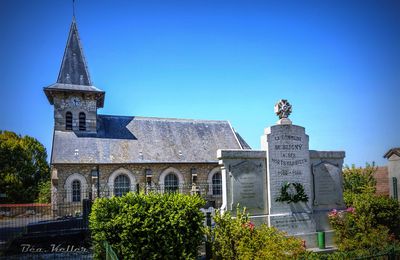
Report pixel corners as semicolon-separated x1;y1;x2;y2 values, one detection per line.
329;207;393;253
350;193;400;239
206;208;306;259
89;192;205;259
342;163;377;205
329;162;400;255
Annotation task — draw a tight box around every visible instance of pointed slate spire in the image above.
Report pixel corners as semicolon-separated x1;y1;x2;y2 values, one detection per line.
44;18;105;108
57;17;92;86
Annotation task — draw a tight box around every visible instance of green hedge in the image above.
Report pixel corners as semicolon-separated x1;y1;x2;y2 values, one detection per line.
89;192;205;259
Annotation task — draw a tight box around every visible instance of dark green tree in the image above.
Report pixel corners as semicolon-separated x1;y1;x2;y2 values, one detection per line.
0;130;50;203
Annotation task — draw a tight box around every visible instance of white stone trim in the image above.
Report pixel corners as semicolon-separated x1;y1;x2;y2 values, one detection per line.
207;167;222;196
108;168;136;196
64;173;88;202
159;167;184;193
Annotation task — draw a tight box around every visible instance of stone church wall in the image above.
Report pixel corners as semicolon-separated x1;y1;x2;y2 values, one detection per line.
51;163;222;216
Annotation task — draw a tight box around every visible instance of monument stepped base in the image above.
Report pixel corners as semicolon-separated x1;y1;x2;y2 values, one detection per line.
247;214;336;249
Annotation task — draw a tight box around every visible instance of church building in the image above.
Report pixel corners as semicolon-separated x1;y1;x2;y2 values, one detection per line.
44;18;250;215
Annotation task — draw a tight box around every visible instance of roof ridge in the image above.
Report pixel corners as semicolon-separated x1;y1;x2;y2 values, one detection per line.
98;114;229;123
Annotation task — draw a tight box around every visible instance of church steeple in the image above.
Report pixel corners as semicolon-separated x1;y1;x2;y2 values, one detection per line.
44;17;105;133
57;17;92;86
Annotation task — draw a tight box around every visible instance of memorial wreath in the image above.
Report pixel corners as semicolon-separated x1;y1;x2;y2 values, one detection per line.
275;182;309;203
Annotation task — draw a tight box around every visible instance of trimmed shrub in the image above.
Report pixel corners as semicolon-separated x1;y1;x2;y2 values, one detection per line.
206;208;306;259
89;192;205;259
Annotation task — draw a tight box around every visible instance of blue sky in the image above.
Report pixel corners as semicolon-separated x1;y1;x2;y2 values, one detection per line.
0;0;399;166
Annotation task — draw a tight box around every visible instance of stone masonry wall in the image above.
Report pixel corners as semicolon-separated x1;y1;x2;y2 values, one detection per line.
53;93;98;132
51;163;222;216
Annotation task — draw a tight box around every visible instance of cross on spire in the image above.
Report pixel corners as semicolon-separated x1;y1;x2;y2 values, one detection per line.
73;0;75;18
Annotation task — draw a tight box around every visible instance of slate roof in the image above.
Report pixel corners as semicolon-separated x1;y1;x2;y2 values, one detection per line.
57;17;91;86
51;115;250;164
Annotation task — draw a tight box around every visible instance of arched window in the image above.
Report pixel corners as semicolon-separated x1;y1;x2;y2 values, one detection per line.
207;167;223;196
164;173;179;193
66;111;73;130
79;112;86;131
65;173;88;202
212;172;222;195
114;174;130;197
72;180;81;202
108;168;136;197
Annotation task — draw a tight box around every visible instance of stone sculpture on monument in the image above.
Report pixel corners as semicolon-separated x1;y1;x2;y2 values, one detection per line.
274;99;292;125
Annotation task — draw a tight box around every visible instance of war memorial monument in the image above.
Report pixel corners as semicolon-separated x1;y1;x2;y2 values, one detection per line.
218;99;346;248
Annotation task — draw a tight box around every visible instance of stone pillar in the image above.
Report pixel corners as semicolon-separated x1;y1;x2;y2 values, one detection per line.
262;124;313;214
261;99;316;237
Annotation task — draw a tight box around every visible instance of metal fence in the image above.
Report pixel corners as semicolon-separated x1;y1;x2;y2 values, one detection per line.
87;182;222;197
0;191;92;258
0;203;52;251
0;182;220;258
51;182;221;216
353;248;400;260
309;247;400;260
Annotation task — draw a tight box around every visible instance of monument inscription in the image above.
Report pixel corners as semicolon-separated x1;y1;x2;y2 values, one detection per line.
264;125;312;214
217;150;268;215
313;162;344;207
230;160;264;211
269;213;315;235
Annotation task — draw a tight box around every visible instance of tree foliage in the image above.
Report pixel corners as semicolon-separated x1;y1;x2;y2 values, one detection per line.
343;163;377;193
36;180;51;203
0;130;50;203
342;163;378;206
